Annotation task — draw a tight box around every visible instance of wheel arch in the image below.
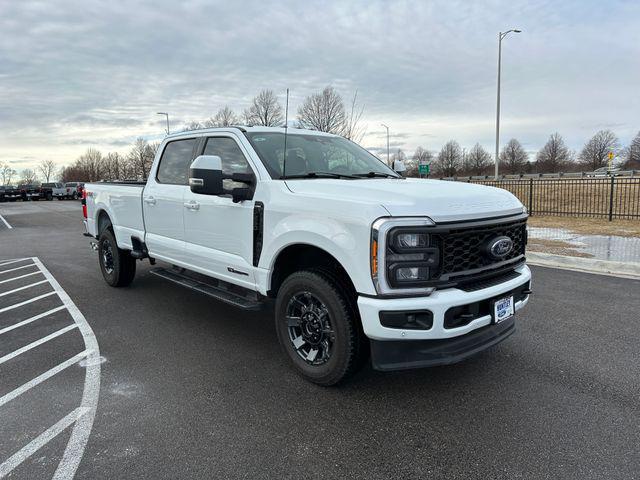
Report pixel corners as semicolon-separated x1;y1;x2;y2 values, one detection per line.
267;243;357;301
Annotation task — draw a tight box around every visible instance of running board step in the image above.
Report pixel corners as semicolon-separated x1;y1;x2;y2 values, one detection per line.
150;267;263;311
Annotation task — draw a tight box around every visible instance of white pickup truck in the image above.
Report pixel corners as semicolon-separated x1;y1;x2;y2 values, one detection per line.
83;126;531;385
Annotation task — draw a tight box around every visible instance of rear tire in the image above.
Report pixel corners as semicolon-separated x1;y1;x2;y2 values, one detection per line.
275;270;363;386
98;228;136;287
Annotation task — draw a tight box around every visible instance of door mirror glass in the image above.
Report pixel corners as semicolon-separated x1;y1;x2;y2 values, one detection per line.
189;155;224;195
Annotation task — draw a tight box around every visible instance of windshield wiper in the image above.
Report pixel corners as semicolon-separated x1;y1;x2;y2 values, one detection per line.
352;172;401;178
282;172;358;180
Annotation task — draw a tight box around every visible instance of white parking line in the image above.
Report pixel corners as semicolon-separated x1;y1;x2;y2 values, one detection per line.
0;257;101;479
0;324;78;365
0;279;48;297
0;306;66;336
0;407;90;478
0;258;30;268
0;214;11;229
0;350;91;408
0;263;36;275
0;271;42;284
0;291;56;314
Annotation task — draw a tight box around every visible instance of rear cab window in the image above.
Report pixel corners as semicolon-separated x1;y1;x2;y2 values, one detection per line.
156;138;198;185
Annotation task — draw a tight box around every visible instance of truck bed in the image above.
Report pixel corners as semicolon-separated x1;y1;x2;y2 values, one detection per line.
85;182;145;250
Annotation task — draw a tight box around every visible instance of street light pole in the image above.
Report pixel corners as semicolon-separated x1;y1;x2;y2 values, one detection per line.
157;112;170;135
495;29;521;180
381;123;390;166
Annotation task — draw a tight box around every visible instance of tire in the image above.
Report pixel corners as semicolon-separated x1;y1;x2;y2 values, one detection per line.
46;193;53;201
98;228;136;287
275;270;363;386
57;197;63;201
72;192;78;200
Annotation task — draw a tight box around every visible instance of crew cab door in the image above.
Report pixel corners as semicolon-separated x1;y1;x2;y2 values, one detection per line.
143;137;197;264
182;135;257;289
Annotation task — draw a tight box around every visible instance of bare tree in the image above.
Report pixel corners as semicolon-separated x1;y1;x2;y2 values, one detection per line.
204;106;239;127
434;140;463;177
499;138;529;174
102;152;125;180
579;130;620;171
464;143;493;176
1;162;17;185
127;138;155;179
622;131;640;170
297;86;346;134
342;90;366;143
407;147;433;177
20;168;38;184
244;89;283;127
37;159;57;182
183;120;203;132
535;133;571;173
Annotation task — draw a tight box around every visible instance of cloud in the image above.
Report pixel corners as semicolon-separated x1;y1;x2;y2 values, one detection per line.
0;0;639;170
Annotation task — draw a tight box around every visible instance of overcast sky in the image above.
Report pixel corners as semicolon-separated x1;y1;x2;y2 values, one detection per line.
1;0;639;172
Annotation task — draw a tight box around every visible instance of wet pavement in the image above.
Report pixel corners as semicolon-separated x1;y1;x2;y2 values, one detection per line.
527;226;640;263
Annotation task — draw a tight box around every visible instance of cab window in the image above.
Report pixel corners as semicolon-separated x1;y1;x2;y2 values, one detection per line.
203;137;254;189
157;138;197;185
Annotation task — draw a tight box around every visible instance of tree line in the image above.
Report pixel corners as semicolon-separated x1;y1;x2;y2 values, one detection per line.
182;86;366;142
397;130;640;178
1;84;639;185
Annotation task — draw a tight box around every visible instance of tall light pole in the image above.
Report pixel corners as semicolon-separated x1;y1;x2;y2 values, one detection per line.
495;29;521;179
381;123;390;166
157;112;170;135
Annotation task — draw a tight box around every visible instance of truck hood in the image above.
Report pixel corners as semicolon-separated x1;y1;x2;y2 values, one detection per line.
285;178;524;222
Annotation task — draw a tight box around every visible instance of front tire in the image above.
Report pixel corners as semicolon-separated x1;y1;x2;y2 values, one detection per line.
275;270;363;386
98;228;136;287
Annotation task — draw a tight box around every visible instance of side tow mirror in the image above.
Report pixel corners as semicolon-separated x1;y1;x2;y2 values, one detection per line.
189;155;224;195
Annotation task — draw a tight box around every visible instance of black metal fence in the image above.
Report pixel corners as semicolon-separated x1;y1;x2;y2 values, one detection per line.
452;177;640;220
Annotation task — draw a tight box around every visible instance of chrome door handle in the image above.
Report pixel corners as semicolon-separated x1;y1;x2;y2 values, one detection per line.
184;201;200;211
144;196;156;205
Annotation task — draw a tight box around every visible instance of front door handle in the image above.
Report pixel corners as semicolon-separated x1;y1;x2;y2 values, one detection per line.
144;196;156;206
184;201;200;211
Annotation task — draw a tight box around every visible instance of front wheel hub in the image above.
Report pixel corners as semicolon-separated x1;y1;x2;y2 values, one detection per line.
286;292;334;365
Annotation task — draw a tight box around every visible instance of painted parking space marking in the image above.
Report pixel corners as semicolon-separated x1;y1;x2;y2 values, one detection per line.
0;259;30;268
0;279;48;297
0;263;37;275
0;257;101;480
0;214;11;229
0;324;78;365
0;271;43;285
0;291;57;315
0;306;67;336
0;351;91;408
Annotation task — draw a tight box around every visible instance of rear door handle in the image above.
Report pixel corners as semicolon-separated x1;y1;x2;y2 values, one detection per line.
184;201;200;211
144;196;156;205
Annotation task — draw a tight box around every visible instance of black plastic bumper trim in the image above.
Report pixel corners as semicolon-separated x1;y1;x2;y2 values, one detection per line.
370;317;515;371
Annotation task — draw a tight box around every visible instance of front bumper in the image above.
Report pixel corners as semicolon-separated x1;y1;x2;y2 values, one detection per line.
357;264;531;369
370;316;516;371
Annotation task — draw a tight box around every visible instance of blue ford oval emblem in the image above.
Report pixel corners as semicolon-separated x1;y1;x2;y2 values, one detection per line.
488;236;513;258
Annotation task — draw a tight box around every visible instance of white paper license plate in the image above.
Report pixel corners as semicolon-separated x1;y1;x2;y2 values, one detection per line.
493;296;514;324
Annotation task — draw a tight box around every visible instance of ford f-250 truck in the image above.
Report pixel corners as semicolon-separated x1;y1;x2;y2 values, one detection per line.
83;126;531;385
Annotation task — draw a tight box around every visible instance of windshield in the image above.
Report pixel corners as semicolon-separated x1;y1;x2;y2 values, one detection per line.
245;132;399;179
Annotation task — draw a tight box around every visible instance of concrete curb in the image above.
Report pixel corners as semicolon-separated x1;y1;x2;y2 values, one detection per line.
527;252;640;280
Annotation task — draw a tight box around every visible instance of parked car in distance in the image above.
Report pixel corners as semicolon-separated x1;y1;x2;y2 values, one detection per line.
588;166;621;177
64;182;83;199
18;183;53;201
84;126;531;386
42;182;70;199
0;185;21;202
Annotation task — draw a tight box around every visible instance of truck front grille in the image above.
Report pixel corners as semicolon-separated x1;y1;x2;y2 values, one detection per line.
425;215;527;289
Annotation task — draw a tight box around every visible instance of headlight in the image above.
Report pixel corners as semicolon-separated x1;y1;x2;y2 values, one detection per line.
371;218;439;295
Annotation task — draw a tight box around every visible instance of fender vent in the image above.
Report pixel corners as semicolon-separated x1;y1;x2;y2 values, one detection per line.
253;201;264;267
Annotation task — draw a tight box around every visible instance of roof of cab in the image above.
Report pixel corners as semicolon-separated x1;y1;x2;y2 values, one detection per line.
165;125;338;139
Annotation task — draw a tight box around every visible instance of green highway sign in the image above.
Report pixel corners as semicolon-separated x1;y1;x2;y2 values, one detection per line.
419;164;430;175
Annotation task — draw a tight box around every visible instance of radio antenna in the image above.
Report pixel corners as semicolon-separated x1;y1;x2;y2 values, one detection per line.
282;88;289;179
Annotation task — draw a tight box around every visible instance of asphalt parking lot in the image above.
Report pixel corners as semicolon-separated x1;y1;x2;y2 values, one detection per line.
1;201;639;479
